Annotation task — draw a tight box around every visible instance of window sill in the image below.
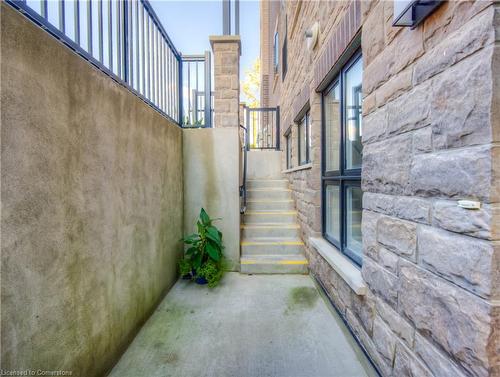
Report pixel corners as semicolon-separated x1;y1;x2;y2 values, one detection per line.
309;237;367;296
282;163;312;174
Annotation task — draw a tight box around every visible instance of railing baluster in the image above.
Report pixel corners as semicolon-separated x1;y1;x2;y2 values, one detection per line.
146;15;150;100
98;0;103;63
87;0;92;54
135;0;139;91
59;0;65;33
75;0;80;45
141;3;145;96
117;0;122;78
108;0;113;71
41;0;47;19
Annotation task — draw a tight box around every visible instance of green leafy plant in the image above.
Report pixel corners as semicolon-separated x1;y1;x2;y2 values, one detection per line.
196;260;223;288
178;258;193;278
180;208;225;287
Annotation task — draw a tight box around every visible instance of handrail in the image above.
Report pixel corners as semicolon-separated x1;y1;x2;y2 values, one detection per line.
7;0;181;125
239;124;248;214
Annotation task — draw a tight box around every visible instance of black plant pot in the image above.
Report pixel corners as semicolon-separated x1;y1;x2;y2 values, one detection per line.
195;276;208;285
181;273;192;280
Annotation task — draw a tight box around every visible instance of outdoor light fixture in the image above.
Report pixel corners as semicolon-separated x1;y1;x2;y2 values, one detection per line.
305;22;319;51
393;0;443;29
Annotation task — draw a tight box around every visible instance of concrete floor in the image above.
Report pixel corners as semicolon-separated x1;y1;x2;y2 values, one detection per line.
109;273;378;377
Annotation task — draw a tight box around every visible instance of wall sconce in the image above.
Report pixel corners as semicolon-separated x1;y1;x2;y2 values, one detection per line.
305;22;319;51
393;0;443;29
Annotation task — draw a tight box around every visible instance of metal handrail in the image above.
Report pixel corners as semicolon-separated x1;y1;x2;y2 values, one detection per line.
239;124;248;214
7;0;181;125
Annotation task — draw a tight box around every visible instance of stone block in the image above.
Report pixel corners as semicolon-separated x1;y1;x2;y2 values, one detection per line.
372;316;397;366
386;81;431;136
398;261;491;376
362;192;395;215
432;200;491;240
415;5;495;84
362;258;398;308
377;215;417;261
376;298;414;348
375;67;413;108
378;247;399;275
363;106;387;144
412;126;433;154
414;332;467;377
430;47;493;150
409;145;491;200
362;133;412;195
417;225;493;298
362;209;380;261
362;1;385;66
393;196;431;224
393;341;433;377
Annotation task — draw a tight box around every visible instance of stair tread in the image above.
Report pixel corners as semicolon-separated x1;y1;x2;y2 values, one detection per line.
241;237;304;244
241;255;308;264
245;210;297;214
247;188;291;192
241;223;300;228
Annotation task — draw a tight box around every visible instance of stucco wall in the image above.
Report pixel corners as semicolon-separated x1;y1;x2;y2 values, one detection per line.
183;128;240;271
262;1;499;376
1;4;183;376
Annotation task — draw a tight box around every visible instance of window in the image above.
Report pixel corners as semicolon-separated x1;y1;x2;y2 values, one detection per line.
297;111;310;166
273;32;279;72
282;15;288;79
322;51;363;265
285;128;292;169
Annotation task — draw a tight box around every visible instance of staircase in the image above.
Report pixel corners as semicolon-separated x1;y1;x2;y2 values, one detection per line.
240;177;308;274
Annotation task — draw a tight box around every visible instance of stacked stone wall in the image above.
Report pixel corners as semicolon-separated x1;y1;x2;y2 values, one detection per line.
263;0;500;375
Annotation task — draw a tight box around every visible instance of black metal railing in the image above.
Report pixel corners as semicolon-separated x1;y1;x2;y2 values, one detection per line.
244;106;280;150
7;0;213;127
239;124;248;213
181;53;213;128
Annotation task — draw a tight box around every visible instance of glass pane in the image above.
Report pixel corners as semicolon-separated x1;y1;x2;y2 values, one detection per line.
345;57;363;170
325;82;340;172
298;118;306;165
346;186;363;258
325;185;340;242
286;134;292;169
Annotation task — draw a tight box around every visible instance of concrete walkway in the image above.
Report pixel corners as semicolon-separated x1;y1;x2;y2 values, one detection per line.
109;273;378;377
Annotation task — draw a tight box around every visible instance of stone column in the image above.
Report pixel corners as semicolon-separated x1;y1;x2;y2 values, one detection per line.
210;35;241;128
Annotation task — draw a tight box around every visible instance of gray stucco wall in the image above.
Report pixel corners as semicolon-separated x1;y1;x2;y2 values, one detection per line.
1;4;183;376
183;128;240;271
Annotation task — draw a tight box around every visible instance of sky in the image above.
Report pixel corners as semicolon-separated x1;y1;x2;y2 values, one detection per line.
150;0;260;102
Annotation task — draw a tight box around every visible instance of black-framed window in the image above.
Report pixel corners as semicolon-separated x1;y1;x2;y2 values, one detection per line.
273;32;279;72
285;127;292;169
322;50;363;265
282;14;288;80
297;111;310;166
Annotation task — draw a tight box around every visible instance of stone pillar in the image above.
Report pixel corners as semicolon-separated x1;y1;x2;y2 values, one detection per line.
210;35;241;128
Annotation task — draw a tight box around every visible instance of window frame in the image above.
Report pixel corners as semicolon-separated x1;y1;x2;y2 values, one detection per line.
297;110;310;166
285;127;292;169
321;49;363;266
282;14;288;80
273;31;279;73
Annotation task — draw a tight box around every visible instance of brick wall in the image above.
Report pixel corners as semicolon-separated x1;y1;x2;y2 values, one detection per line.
261;1;500;376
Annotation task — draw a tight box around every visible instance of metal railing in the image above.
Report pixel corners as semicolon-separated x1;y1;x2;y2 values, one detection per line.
181;53;212;128
244;106;280;150
239;124;248;213
8;0;185;124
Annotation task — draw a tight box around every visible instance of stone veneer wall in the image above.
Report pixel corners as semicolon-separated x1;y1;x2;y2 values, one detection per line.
266;1;500;376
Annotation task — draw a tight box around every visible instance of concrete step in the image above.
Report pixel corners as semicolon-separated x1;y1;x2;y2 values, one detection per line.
246;199;295;211
243;211;297;224
241;238;304;256
240;254;308;274
241;223;300;238
247;188;292;201
247;179;289;189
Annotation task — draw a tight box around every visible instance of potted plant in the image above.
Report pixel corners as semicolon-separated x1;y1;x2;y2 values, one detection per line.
179;208;225;287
